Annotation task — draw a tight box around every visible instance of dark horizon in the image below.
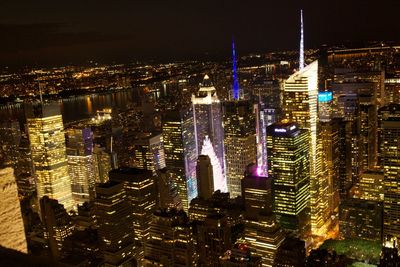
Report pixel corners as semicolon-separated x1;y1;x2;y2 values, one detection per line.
1;0;400;68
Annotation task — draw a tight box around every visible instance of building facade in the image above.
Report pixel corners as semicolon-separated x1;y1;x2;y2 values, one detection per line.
26;102;74;211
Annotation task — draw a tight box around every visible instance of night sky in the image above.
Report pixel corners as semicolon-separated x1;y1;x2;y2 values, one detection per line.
1;0;400;67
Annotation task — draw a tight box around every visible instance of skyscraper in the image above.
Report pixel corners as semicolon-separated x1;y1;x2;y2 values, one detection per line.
241;164;273;217
162;109;197;210
93;144;111;184
192;75;226;191
26;102;74;211
380;104;400;241
66;127;96;205
40;196;74;259
319;120;340;216
133;132;166;174
155;168;181;210
94;181;136;267
109;168;157;260
0;121;21;169
196;155;214;200
223;100;256;198
241;165;285;267
0;167;28;253
267;122;310;237
282;60;329;236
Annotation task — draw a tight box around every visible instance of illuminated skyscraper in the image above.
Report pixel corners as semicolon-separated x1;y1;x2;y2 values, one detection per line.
93;145;111;184
319;120;340;216
192;75;226;190
282;60;329;235
109;168;157;260
133;132;166;174
223;100;257;198
380;104;400;241
94;181;136;267
26;102;74;211
254;101;271;177
66;127;96;205
267;123;310;237
0;167;28;253
144;209;195;267
242;166;285;267
162;109;197;211
359;95;378;170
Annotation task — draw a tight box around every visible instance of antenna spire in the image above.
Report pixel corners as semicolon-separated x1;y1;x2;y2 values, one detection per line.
299;9;304;70
232;37;240;100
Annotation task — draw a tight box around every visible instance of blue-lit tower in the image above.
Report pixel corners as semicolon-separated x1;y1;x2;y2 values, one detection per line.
232;38;240;100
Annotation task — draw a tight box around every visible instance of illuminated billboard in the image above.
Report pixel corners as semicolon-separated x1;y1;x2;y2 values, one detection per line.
318;91;333;102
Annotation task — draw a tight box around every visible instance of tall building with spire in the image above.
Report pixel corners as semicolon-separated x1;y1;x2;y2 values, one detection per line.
26;102;74;211
283;60;329;236
191;75;226;192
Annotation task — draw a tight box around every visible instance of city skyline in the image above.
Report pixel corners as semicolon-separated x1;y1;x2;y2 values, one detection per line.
1;2;400;266
1;1;400;67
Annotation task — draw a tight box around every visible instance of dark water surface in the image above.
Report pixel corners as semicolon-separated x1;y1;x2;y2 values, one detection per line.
0;89;137;126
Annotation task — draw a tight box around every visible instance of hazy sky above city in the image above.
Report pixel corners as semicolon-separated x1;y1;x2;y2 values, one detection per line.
0;0;399;67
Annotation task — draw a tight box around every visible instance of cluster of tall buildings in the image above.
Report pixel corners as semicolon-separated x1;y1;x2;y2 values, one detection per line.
0;10;400;267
